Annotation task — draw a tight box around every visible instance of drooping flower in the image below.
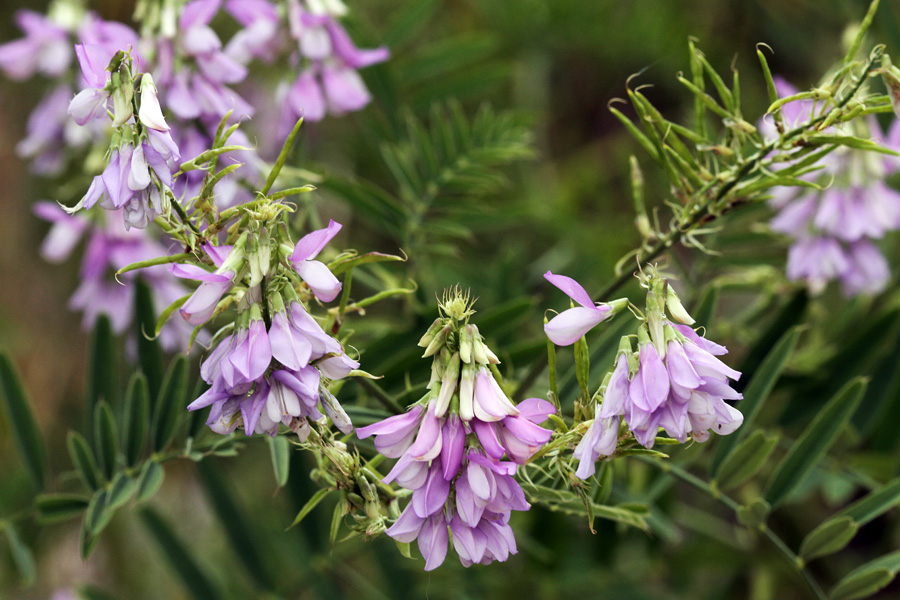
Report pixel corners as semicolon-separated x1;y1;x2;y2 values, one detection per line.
289;219;343;302
544;271;618;345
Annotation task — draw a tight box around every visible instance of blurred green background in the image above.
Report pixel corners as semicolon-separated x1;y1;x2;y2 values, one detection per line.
3;1;900;599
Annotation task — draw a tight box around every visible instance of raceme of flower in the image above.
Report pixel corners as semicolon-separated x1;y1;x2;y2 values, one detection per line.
544;272;743;479
178;220;359;438
356;293;556;570
764;76;900;296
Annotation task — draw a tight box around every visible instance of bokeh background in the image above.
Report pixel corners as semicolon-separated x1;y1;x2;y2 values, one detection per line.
2;1;900;599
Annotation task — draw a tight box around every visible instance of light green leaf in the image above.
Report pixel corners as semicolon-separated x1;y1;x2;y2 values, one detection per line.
0;352;48;491
765;378;866;507
837;479;900;525
290;488;333;529
268;436;290;488
329;251;407;276
107;472;135;510
830;568;894;600
135;460;164;502
799;516;858;562
736;498;770;529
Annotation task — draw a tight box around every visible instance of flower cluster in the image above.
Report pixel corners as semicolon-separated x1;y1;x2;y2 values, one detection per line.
357;294;555;570
181;220;359;438
765;77;900;296
544;272;743;479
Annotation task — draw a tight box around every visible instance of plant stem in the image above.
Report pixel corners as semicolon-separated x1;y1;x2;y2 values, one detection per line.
636;457;827;600
356;378;404;415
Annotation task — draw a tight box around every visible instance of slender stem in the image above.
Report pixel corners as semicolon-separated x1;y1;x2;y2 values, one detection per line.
356;378;404;415
636;457;827;600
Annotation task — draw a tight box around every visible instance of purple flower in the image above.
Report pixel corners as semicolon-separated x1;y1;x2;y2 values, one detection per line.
224;0;283;63
68;43;113;126
0;11;70;80
543;271;613;345
290;219;343;302
171;241;244;326
573;416;619;479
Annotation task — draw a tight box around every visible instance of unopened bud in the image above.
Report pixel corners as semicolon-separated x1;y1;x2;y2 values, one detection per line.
422;324;450;357
470;325;491;365
417;318;444;348
459;324;474;363
433;352;460;417
666;287;695;325
320;386;353;435
138;73;170;131
458;362;477;421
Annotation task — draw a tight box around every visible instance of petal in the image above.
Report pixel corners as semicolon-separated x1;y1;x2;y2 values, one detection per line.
544;306;609;346
294;259;342;302
292;219;342;261
544;270;595;308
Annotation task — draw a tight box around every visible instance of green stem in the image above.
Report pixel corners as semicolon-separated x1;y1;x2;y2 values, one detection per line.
356;378;404;415
636;457;827;600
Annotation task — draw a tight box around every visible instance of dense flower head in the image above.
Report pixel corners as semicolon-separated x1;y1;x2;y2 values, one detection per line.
179;220;356;437
357;302;555;570
545;274;744;480
764;77;900;296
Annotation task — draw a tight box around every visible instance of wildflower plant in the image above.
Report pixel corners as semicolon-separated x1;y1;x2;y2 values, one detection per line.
4;1;900;599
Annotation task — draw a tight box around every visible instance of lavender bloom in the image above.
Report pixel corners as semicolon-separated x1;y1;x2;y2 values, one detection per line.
543;271;614;345
290;219;343;302
0;10;70;80
224;0;283;63
34;203;194;352
170;240;245;325
764;76;900;296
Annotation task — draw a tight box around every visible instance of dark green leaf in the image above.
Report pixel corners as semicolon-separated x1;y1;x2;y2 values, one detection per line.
122;373;150;467
135;278;164;401
152;356;189;453
799;516;858;562
711;326;802;476
381;0;439;47
290;488;333;529
107;472;135;510
268;436;290;488
140;508;224;600
36;493;90;524
0;352;48;491
86;315;118;416
690;285;719;329
714;430;779;491
519;482;647;531
94;401;118;481
4;523;36;586
68;431;102;490
197;461;275;591
765;378;866;507
85;489;111;535
135;460;164;502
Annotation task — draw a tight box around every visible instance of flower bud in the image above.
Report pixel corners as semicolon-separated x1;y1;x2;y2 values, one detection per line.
417;318;444;348
320;385;353;435
459;362;477;421
138;73;170;131
459;324;474;363
433;352;460;417
422;324;450;357
470;325;491;365
666;287;695;325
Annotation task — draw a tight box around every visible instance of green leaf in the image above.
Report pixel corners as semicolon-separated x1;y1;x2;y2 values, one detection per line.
36;493;90;524
107;472;135;510
140;508;225;600
806;134;900;156
519;482;647;531
135;460;164;502
0;352;48;491
268;436;290;488
711;326;802;477
151;356;189;453
830;568;894;600
765;378;866;507
4;523;36;586
68;431;102;490
713;430;779;491
290;488;333;529
94;401;118;481
799;516;859;563
836;479;900;526
329;251;407;276
122;373;150;467
85;489;112;535
86;315;118;414
197;461;275;591
135;278;164;401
